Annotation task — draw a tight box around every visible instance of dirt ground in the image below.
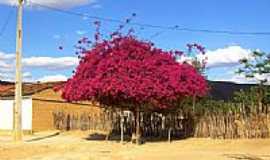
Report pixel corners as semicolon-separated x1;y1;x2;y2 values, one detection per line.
0;131;270;160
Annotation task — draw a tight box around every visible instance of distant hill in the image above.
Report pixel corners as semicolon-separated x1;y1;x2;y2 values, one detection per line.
0;80;255;101
208;81;254;101
0;80;13;85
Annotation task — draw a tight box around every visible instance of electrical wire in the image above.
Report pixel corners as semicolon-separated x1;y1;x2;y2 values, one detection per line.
28;1;270;36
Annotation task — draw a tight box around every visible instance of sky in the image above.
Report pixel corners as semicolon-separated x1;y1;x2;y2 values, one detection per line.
0;0;269;83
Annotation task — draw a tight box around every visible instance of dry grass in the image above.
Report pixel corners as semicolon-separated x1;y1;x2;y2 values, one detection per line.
0;131;270;160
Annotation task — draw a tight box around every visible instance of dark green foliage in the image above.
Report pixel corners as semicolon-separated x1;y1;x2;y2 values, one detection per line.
237;51;269;85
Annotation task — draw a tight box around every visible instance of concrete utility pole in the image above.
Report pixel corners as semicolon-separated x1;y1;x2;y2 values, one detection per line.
13;0;23;142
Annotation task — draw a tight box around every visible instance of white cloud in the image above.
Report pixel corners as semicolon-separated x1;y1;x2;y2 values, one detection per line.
0;51;15;60
1;53;79;70
92;4;102;9
76;30;88;35
211;71;270;84
0;61;11;68
53;34;61;39
37;74;68;82
23;56;79;70
211;74;256;84
0;51;78;82
23;72;34;82
0;71;32;82
1;70;67;82
204;45;270;84
23;72;32;78
0;51;13;72
0;73;5;79
177;46;252;68
202;46;253;68
0;0;97;9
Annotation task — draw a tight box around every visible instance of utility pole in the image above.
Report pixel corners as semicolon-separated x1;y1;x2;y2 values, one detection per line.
13;0;23;142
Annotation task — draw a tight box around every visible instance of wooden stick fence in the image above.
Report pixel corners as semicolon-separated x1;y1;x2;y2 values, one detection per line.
52;106;270;140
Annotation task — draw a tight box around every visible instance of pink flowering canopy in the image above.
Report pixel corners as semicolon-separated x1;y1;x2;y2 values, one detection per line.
61;35;208;110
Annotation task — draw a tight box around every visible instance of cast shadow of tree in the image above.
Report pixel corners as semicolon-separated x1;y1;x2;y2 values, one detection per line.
223;154;270;160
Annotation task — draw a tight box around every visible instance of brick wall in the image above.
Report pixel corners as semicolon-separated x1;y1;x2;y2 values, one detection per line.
32;88;103;132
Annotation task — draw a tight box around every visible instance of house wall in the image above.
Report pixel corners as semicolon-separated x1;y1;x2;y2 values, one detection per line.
0;98;32;131
32;89;103;132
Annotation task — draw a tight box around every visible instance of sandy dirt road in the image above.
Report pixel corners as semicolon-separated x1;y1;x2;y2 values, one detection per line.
0;131;270;160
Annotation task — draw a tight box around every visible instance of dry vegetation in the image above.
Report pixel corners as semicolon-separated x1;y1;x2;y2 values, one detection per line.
1;131;270;160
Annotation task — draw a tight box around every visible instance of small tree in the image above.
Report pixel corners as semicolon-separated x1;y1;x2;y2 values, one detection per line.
186;43;207;74
237;51;270;113
185;43;208;112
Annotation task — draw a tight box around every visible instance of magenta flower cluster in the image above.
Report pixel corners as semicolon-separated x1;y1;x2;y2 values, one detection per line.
60;36;208;110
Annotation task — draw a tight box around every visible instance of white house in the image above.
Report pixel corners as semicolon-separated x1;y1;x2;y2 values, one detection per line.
0;97;32;132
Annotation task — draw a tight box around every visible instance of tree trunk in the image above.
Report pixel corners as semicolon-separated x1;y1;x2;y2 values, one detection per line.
136;108;141;145
192;95;196;112
168;127;172;143
167;113;172;143
120;110;124;144
130;110;136;144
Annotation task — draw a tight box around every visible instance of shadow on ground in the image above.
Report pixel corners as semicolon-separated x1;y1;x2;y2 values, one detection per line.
84;133;131;142
26;132;60;142
83;132;186;144
223;154;270;160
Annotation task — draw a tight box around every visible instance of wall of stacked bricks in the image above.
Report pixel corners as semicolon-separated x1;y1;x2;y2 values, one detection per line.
31;88;104;132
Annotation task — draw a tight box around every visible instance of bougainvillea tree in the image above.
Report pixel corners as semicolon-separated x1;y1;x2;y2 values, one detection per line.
58;21;208;144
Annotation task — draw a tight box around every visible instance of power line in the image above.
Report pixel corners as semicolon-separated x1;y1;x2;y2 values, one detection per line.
28;1;270;36
0;6;15;38
149;25;180;39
